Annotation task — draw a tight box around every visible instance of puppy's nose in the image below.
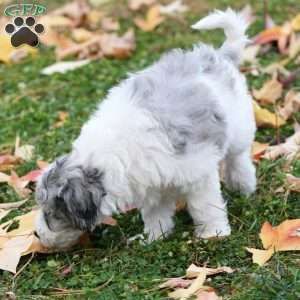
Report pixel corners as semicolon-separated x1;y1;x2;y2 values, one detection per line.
34;231;40;239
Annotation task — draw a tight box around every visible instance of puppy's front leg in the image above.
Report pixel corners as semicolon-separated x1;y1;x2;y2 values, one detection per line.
141;189;176;243
187;171;231;239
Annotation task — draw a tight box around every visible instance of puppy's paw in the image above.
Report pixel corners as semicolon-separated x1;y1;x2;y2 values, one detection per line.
144;224;174;243
195;222;231;239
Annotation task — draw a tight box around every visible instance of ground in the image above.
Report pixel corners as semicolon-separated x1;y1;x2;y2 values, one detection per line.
1;0;300;299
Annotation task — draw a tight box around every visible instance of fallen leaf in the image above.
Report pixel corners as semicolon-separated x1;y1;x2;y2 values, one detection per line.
134;5;165;32
100;29;136;58
252;141;269;161
0;34;38;64
21;169;43;182
0;199;28;210
196;290;221;300
278;90;300;120
159;278;193;289
254;23;292;54
0;209;12;221
186;264;234;279
168;271;207;299
57;30;135;60
72;28;94;43
263;129;300;160
128;0;156;11
8;171;31;198
101;17;120;31
159;0;189;16
0;154;21;172
42;60;91;76
51;0;91;27
37;160;49;170
253;100;286;128
14;144;35;162
0;208;120;273
288;33;300;59
247;219;300;266
291;13;300;31
241;45;261;64
285;174;300;192
252;75;283;104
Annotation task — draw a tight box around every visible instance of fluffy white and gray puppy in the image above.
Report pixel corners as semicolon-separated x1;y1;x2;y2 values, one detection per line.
35;9;256;249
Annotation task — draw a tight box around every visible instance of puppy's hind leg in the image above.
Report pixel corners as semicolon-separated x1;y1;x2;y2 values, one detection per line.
225;148;256;196
141;189;176;243
187;170;231;239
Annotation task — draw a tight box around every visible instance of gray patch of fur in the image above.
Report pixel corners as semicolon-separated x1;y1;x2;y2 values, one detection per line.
36;156;106;232
131;45;228;154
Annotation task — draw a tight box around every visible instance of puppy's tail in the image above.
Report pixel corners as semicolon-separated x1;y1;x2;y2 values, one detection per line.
191;8;249;64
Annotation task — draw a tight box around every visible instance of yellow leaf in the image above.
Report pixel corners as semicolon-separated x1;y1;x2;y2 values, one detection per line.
169;271;207;299
247;219;300;266
134;5;165;32
285;174;300;193
186;264;234;279
0;34;37;64
278;90;300;120
291;13;300;31
253;100;286;128
252;76;283;104
246;247;275;266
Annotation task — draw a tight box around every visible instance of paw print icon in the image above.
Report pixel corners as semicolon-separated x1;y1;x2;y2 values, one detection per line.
5;16;44;47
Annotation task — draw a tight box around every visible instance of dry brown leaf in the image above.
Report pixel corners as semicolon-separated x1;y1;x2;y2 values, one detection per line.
134;5;165;32
129;0;157;11
288;33;300;59
241;45;261;64
253;100;286;128
40;28;75;50
285;174;300;192
101;17;120;31
252;75;283;104
186;264;234;279
58;30;135;60
254;23;292;54
263;129;300;160
51;0;91;27
252;141;269;162
54;111;69;128
247;219;300;266
278;90;300;120
72;28;94;43
0;208;120;273
168;271;207;299
0;154;21;172
14;144;35;162
161;263;233;300
196;290;221;300
159;278;193;289
100;29;136;58
37;160;49;170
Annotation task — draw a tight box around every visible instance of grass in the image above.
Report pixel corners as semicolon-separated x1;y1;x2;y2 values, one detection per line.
1;0;300;299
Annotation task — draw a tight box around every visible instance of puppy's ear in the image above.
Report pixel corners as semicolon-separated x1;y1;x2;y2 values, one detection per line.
58;168;106;231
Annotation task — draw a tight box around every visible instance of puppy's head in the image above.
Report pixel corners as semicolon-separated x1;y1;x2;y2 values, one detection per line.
35;156;106;249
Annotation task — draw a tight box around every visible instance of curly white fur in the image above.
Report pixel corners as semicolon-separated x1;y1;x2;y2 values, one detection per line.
36;9;256;248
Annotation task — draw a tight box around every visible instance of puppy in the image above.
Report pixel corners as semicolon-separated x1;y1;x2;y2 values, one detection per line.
35;9;256;249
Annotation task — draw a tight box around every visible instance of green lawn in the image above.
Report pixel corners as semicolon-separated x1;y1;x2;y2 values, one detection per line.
1;0;300;299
